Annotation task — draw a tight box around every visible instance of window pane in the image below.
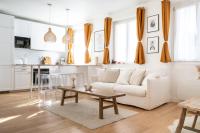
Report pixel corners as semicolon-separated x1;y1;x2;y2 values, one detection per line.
196;3;200;60
73;30;85;64
114;23;127;62
128;20;137;63
174;5;198;61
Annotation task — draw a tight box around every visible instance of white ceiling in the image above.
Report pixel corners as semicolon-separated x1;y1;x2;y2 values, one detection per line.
0;0;143;26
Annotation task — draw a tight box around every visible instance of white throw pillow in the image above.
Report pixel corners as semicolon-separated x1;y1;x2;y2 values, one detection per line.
129;68;146;85
102;69;120;83
116;70;133;85
96;68;106;82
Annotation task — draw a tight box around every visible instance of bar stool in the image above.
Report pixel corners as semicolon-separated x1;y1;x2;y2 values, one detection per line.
37;73;58;106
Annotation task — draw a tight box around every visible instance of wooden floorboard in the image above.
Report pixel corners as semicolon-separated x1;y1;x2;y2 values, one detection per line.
0;91;181;133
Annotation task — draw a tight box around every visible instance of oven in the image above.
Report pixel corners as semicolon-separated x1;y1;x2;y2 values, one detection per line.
33;68;49;85
15;36;31;49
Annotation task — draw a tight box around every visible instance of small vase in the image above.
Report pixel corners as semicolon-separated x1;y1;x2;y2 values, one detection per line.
71;78;76;88
84;84;92;91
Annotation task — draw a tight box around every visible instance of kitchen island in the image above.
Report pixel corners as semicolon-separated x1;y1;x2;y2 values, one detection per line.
11;64;100;93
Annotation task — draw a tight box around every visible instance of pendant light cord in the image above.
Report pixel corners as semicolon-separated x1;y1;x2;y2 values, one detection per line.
48;3;52;25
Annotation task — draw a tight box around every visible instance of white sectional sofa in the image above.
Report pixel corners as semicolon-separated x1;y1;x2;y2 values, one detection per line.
91;68;170;110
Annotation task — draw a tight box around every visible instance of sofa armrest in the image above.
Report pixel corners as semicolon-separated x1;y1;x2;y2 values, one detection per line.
146;77;170;97
146;77;170;108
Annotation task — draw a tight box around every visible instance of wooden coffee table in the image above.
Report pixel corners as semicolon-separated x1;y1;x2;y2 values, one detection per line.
58;86;126;119
176;98;200;133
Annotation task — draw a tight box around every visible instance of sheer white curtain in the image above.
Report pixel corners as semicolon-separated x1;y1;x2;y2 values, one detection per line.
114;23;127;62
73;30;85;64
174;3;200;61
128;20;137;63
114;19;137;63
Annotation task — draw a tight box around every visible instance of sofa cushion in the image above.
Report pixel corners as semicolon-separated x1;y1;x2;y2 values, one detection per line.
101;69;120;83
116;69;133;85
91;82;115;89
129;68;146;85
96;68;106;82
113;84;146;97
90;82;115;94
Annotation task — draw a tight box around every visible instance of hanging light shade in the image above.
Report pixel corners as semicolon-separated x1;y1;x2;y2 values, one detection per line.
62;9;70;44
44;3;57;43
44;27;56;42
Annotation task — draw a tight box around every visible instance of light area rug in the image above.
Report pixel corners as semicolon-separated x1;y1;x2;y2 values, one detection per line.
168;116;200;133
43;99;137;129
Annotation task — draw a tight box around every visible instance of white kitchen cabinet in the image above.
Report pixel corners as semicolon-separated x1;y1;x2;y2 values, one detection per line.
0;66;12;91
0;14;14;65
0;13;14;91
0;27;14;65
14;19;31;37
14;66;31;90
30;21;66;52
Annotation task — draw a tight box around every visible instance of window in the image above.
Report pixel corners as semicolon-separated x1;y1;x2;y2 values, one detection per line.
73;30;85;64
114;19;137;63
174;3;200;61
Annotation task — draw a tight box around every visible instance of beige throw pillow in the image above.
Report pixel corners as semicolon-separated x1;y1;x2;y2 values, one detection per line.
129;69;146;85
116;70;133;85
102;69;120;83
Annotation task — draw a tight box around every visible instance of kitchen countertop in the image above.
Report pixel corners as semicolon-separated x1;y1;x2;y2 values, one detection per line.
12;64;100;67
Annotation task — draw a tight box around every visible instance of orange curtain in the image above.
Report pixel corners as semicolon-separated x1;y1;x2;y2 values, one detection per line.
160;0;171;63
84;23;93;64
134;7;145;64
103;17;112;64
67;27;74;64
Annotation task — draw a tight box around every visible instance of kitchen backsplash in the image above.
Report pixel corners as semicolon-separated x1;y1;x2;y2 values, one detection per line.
15;48;66;65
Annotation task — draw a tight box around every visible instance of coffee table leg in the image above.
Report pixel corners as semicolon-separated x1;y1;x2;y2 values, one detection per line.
113;97;118;114
192;113;198;128
175;108;187;133
61;90;66;106
75;92;78;103
99;98;103;119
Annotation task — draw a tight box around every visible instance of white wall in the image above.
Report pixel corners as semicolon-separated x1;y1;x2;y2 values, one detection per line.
171;62;200;101
87;0;200;101
113;0;200;101
73;16;113;65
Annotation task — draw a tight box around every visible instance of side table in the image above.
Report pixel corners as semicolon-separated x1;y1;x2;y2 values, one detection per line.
176;98;200;133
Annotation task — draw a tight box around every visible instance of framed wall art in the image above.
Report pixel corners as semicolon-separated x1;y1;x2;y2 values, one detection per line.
147;14;159;33
94;30;104;52
147;36;159;54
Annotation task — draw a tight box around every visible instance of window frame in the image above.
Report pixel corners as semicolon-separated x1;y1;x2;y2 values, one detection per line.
113;17;136;64
172;2;200;62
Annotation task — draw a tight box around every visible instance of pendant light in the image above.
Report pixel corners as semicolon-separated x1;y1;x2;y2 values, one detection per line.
62;8;70;44
44;3;56;42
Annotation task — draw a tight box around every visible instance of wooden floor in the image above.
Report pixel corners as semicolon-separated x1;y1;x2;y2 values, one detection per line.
0;91;182;133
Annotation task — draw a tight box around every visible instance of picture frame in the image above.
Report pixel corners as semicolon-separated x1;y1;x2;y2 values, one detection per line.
147;36;159;54
147;14;159;33
94;30;104;52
